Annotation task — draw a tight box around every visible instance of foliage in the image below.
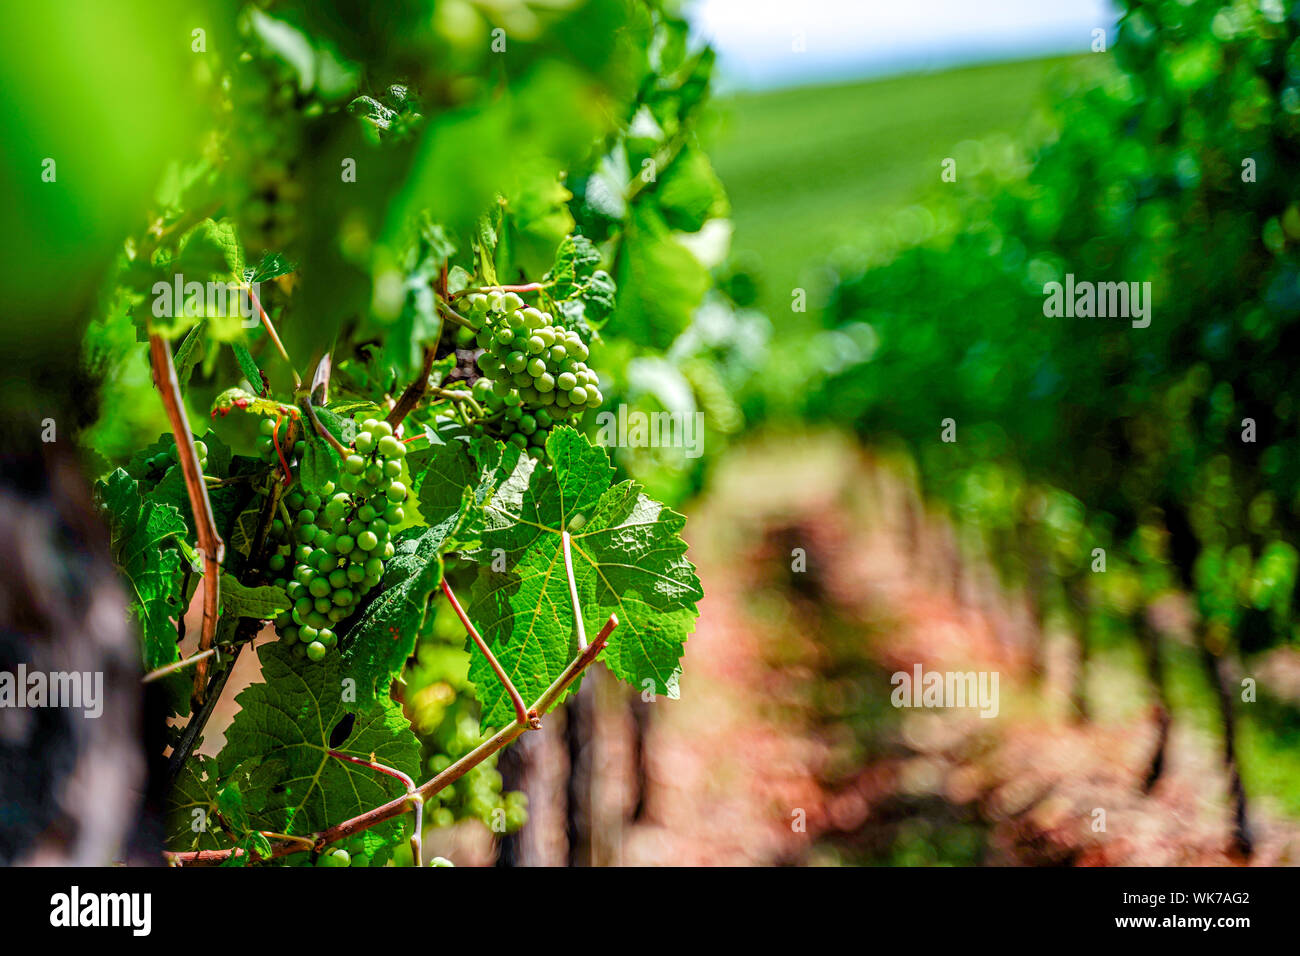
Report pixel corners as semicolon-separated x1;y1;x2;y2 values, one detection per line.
801;0;1300;846
76;0;722;866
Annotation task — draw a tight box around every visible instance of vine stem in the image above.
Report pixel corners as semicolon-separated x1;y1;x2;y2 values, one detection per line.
164;613;617;866
448;282;546;300
148;333;226;703
166;470;285;787
245;284;300;389
434;298;475;330
141;647;216;684
271;412;294;486
165;639;242;790
327;751;422;866
300;396;349;458
441;579;533;728
261;831;315;852
386;344;438;429
430;386;485;419
561;530;588;652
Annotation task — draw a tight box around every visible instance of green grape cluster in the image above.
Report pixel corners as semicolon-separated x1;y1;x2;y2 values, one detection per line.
425;715;527;832
460;290;603;457
316;848;351;867
264;417;410;664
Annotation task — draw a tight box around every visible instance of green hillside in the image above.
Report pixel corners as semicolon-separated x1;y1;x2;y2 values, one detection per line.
709;56;1084;318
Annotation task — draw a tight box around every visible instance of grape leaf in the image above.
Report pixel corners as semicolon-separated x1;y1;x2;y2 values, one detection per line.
408;435;502;541
165;755;224;853
465;428;701;727
211;386;295;419
340;522;456;712
339;437;508;710
546;234;602;297
220;573;290;619
611;204;707;349
174;319;208;389
95;468;188;670
546;234;617;326
245;251;297;284
232;343;264;394
312;406;354;445
327;398;385;422
655;143;727;233
230;507;262;560
300;423;341;496
220;641;421;858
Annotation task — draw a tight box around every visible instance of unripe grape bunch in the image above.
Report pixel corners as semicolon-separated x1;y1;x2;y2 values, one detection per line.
261;416;409;665
461;290;603;457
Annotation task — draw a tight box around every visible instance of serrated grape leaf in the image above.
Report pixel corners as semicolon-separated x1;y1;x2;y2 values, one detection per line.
177;217;244;282
546;235;617;326
221;641;420;856
476;213;499;286
546;235;602;297
234;831;274;866
340;522;457;712
408;436;503;542
96;469;187;670
220;573;290;619
165;755;225;853
216;775;250;833
465;428;701;727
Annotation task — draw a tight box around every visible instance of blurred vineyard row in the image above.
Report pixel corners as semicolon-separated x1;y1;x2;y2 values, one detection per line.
722;0;1300;857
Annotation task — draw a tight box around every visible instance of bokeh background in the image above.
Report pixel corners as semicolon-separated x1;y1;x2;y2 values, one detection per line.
430;0;1300;866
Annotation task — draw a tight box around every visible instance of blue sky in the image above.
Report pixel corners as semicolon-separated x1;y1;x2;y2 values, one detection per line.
687;0;1122;90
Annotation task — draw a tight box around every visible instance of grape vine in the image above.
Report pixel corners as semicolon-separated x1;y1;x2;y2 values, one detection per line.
69;0;722;867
